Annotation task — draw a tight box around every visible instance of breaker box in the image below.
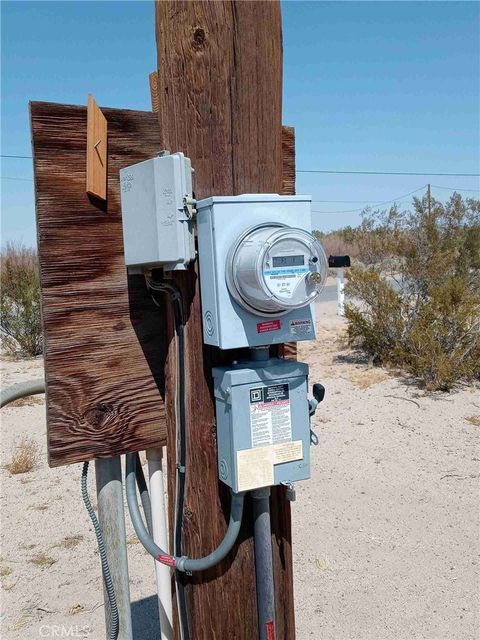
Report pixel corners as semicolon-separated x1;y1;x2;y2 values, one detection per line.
120;153;195;271
197;194;327;349
213;358;310;493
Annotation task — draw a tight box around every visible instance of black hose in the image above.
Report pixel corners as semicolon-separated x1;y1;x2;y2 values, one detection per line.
172;295;190;640
148;280;190;640
81;462;119;640
134;452;153;535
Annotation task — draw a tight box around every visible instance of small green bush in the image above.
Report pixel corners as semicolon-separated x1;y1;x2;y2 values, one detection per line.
0;243;42;357
345;193;480;391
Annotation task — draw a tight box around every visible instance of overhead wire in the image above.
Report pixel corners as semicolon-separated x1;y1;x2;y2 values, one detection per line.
298;169;480;177
311;185;427;214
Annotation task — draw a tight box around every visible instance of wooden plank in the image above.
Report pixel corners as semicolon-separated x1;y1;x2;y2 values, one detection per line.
155;2;294;638
149;72;159;113
31;101;167;467
86;95;107;200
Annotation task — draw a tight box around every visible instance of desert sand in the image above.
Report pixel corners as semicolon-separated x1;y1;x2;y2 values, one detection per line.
1;300;479;639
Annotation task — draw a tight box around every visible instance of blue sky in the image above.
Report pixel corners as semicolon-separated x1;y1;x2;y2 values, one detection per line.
1;1;479;246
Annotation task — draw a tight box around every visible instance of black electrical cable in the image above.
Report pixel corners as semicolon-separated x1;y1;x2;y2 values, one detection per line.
148;279;190;640
134;452;153;535
172;293;190;640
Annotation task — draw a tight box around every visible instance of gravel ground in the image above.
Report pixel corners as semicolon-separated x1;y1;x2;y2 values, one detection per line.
1;301;479;639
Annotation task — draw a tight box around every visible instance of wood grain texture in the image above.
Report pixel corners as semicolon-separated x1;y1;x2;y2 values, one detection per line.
155;2;294;638
86;95;107;200
149;72;159;113
31;101;167;467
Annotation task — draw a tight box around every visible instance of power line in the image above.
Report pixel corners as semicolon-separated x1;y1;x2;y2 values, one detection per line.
311;185;427;214
430;184;480;193
2;154;480;177
1;176;33;182
299;169;480;177
1;155;32;159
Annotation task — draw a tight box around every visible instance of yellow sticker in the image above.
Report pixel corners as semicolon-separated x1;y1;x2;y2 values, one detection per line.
273;440;303;465
236;446;274;492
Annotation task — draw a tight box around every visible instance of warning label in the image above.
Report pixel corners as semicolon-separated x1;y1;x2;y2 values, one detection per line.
289;318;313;335
256;320;281;334
249;383;292;447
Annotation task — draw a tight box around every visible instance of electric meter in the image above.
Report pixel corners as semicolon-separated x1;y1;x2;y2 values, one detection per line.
197;194;327;349
226;223;327;316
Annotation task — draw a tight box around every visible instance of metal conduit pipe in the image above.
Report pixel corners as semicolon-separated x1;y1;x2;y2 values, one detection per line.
125;452;245;573
252;487;276;640
0;379;45;407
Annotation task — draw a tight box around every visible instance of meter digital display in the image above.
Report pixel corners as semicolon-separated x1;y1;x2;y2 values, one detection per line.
226;223;328;316
272;255;304;267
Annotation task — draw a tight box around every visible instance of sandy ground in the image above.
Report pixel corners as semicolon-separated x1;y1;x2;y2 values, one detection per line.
1;300;479;640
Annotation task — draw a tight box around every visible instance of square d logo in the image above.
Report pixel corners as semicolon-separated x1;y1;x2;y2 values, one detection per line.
250;388;263;403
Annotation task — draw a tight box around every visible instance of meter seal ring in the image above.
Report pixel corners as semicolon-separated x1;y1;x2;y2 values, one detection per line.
226;222;291;318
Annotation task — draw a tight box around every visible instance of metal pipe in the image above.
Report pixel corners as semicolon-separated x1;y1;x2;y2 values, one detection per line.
252;487;275;640
249;347;270;362
0;378;45;407
95;457;133;640
125;452;245;573
147;447;173;640
336;267;345;316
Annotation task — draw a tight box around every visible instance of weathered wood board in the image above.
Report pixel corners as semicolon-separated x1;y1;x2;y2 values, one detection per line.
31;101;166;467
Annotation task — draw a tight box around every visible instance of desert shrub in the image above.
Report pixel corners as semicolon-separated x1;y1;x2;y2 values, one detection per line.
5;436;39;474
0;243;42;357
345;193;480;390
314;228;361;261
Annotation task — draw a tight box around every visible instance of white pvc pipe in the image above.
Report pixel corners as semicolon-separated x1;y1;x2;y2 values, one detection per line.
146;447;173;640
336;267;345;316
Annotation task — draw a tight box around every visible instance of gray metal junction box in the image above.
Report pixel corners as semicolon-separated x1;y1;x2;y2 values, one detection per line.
120;153;195;271
213;359;310;493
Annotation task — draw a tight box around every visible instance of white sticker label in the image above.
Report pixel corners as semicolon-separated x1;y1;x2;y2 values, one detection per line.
249;384;292;447
237;446;274;492
289;319;313;335
263;267;310;299
273;440;303;465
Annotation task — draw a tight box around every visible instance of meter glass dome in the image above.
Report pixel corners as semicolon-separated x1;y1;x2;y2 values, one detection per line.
226;223;328;316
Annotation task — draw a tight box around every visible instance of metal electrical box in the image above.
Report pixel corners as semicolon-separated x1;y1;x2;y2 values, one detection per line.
213;358;310;493
197;194;328;349
120;153;195;271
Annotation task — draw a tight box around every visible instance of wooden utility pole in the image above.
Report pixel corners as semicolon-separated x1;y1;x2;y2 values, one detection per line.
154;2;295;638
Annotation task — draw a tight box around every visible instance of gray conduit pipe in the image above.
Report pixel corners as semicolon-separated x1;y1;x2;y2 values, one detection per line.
252;487;276;640
125;452;245;573
0;379;45;407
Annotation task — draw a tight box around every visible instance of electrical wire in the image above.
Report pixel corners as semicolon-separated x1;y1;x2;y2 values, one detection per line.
430;184;480;193
298;169;480;177
311;185;427;214
1;176;33;181
146;276;190;640
81;462;119;640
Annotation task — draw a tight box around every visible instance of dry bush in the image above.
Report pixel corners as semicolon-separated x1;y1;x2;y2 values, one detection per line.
58;535;83;550
345;193;480;391
314;227;360;262
5;437;39;474
0;242;42;357
29;552;56;568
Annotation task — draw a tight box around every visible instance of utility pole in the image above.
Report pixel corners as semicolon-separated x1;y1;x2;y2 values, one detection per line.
154;2;295;638
428;183;431;215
